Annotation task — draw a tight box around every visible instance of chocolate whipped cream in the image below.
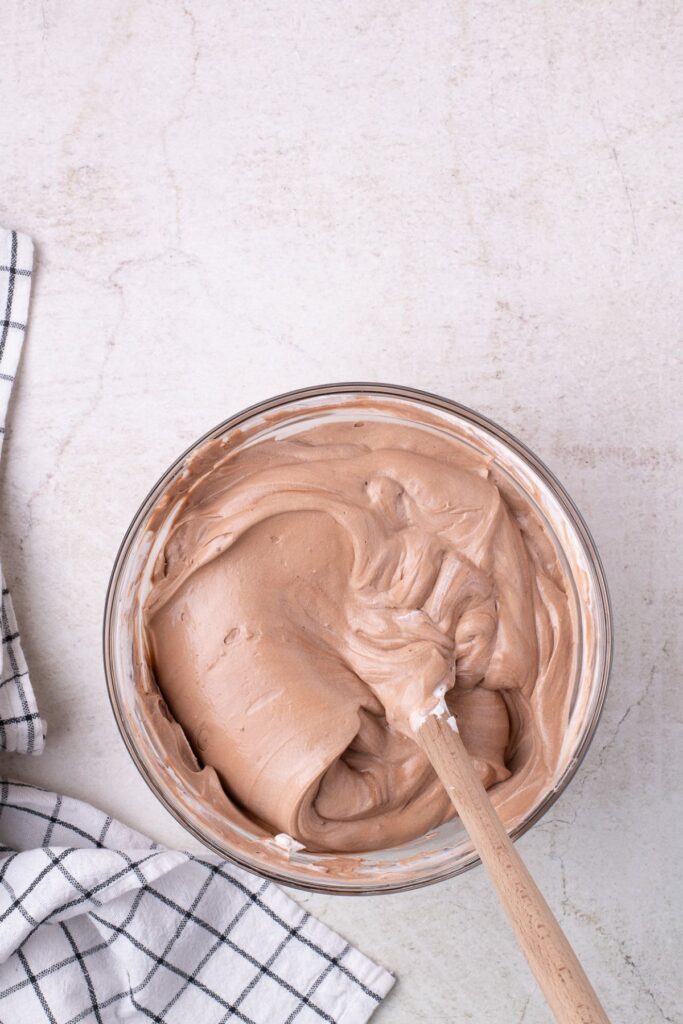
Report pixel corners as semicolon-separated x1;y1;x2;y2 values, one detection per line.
135;412;576;854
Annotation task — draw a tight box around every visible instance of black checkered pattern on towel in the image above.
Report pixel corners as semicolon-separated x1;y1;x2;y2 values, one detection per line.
0;780;392;1023
0;230;44;755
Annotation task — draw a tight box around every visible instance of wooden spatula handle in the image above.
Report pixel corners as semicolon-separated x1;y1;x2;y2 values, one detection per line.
416;714;610;1024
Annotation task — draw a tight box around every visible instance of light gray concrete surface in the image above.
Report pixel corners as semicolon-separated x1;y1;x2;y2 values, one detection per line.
1;3;681;1021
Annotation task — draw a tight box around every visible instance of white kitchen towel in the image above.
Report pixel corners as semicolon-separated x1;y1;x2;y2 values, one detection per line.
0;229;44;755
0;781;393;1024
0;227;394;1023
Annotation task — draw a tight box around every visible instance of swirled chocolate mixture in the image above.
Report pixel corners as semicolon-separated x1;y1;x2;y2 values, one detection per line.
138;417;575;853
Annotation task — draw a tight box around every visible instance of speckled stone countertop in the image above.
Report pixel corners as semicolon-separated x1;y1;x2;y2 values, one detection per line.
1;3;680;1021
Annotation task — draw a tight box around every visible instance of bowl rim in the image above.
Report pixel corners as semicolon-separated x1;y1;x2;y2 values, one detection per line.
103;381;613;894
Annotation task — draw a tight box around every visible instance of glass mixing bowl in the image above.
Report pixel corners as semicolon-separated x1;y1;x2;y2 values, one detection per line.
104;383;612;894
